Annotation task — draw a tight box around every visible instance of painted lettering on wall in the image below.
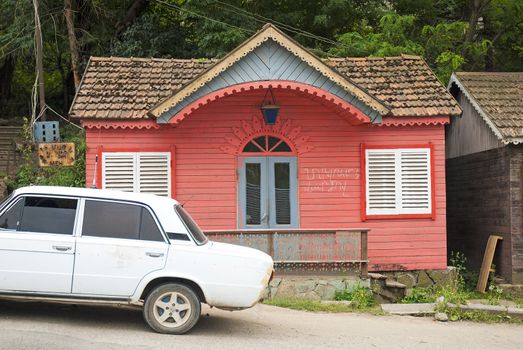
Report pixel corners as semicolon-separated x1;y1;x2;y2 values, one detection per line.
303;167;360;197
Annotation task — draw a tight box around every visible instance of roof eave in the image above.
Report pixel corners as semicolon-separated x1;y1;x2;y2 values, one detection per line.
448;73;506;142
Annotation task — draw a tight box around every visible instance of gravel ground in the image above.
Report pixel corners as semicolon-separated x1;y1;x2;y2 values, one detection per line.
0;299;522;350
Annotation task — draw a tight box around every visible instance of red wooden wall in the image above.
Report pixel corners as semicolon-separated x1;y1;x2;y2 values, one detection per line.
85;89;447;271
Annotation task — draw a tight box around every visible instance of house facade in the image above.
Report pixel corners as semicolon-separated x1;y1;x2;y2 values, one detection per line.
447;72;523;283
70;24;460;273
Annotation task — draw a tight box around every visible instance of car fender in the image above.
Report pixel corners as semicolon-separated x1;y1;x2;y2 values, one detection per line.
130;270;209;304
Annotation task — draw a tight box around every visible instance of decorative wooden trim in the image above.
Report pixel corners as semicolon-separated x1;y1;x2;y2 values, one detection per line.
360;143;436;221
98;146;176;198
378;116;450;127
148;24;389;118
221;114;314;155
82;120;160;130
96;145;103;190
165;80;371;127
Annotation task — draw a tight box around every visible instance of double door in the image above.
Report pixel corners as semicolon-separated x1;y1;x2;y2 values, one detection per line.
239;157;298;229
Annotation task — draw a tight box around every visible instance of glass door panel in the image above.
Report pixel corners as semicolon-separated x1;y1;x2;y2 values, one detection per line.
239;157;298;229
269;157;298;228
239;157;268;229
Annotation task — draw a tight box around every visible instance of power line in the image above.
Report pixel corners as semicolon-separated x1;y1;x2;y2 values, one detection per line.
152;0;255;35
212;0;346;48
152;0;350;56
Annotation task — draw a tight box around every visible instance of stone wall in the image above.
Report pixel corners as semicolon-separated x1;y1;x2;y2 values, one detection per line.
263;276;370;301
262;269;457;301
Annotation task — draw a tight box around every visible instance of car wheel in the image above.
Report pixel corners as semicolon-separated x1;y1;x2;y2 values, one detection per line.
143;283;201;334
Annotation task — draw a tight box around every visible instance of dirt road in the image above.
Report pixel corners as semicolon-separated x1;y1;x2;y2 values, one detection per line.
0;299;521;350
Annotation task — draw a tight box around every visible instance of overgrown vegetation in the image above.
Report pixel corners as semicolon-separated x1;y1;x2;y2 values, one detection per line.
264;298;384;315
401;251;523;322
1;0;523;119
335;284;375;309
6;119;86;192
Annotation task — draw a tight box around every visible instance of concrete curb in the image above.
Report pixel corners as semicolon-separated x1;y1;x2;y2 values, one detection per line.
380;303;436;315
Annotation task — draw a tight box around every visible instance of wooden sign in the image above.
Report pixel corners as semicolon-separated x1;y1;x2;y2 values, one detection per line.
38;142;75;167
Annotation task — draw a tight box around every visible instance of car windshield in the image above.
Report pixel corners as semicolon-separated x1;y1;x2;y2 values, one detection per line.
174;205;208;245
0;193;13;211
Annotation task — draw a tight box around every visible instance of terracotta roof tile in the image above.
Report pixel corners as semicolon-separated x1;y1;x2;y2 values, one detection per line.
452;72;523;140
70;55;460;120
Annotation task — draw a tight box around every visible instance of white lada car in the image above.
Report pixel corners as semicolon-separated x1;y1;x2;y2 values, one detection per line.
0;186;274;334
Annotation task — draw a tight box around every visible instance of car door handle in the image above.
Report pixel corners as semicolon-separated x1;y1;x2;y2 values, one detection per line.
52;245;72;252
146;252;164;258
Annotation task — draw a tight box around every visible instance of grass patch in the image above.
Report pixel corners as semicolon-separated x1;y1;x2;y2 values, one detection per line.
263;298;385;315
335;284;375;309
436;304;523;324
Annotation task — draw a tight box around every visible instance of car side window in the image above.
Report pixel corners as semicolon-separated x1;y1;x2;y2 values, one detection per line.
82;200;164;242
19;196;78;235
0;198;24;230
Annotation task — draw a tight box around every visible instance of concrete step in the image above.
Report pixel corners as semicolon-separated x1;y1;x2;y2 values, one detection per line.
381;303;436;315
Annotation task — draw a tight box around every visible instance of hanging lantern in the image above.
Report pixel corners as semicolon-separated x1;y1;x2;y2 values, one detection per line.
260;87;280;125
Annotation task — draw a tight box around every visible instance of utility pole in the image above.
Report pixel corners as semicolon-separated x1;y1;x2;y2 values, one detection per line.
34;0;46;121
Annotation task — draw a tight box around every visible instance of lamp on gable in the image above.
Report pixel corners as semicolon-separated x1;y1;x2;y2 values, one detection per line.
260;86;280;125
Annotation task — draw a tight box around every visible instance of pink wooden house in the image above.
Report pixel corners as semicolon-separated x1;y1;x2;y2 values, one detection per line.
70;24;461;274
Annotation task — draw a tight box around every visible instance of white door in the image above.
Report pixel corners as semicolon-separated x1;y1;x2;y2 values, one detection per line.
0;196;78;294
72;199;168;297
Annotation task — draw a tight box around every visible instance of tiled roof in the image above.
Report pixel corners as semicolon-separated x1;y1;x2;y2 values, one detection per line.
70;57;216;119
327;55;461;118
70;55;461;120
451;72;523;141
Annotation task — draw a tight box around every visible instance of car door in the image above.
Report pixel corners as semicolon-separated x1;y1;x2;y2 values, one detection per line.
72;199;168;297
0;195;78;294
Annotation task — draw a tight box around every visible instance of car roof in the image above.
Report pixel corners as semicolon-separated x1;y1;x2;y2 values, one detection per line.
12;186;180;206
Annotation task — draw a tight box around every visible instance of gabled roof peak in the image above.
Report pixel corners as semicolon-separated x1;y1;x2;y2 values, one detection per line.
148;22;390;119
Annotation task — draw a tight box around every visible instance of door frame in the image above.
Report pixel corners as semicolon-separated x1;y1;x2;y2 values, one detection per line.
237;156;299;229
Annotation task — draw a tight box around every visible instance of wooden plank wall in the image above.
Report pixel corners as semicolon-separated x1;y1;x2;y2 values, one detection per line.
509;145;523;283
87;89;447;271
446;147;512;281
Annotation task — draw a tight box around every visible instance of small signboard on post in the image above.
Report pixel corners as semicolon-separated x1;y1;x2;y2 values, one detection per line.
38;142;75;167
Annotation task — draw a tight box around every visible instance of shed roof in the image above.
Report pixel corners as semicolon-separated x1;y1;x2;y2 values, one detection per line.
449;72;523;143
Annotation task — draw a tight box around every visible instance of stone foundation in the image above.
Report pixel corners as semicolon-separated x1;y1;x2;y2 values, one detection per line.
262;268;457;301
263;276;370;301
379;267;457;289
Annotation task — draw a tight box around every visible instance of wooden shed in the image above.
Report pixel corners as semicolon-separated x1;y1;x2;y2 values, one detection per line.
447;72;523;283
70;24;460;274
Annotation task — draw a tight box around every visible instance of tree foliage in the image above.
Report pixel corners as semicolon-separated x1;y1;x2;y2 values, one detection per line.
0;0;522;119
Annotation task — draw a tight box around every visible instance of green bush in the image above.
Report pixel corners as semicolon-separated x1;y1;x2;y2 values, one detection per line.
6;119;86;191
335;284;375;309
402;287;436;304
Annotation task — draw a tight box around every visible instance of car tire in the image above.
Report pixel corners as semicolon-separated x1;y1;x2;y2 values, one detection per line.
143;283;201;334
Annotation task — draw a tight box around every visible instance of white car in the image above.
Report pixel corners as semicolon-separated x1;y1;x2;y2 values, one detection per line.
0;186;274;334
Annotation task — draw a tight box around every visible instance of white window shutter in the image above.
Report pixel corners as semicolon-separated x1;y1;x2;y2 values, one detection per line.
399;149;431;214
102;152;172;197
366;148;432;216
137;153;171;197
102;153;136;192
366;150;397;215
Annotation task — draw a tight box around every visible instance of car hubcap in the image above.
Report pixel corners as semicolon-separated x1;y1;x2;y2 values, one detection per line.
153;292;192;328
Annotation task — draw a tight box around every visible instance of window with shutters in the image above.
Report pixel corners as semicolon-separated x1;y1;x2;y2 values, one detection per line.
364;146;433;217
102;152;172;197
